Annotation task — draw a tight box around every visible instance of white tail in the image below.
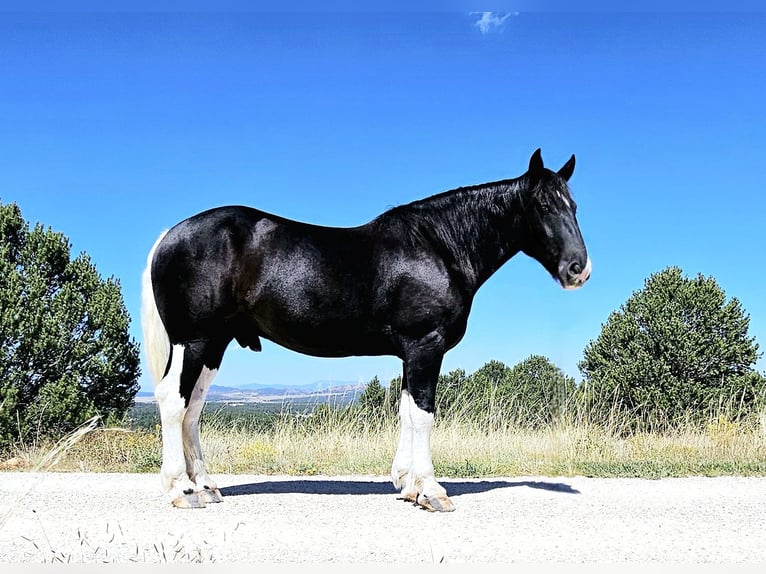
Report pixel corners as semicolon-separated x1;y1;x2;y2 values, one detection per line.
141;231;171;385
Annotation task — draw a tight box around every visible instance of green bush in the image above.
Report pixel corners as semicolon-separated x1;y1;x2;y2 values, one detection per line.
459;356;576;429
355;375;400;427
417;356;576;429
503;354;577;427
0;200;141;450
579;266;766;430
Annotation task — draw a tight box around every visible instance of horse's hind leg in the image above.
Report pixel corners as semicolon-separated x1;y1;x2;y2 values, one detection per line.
155;344;206;508
156;339;226;508
182;355;224;504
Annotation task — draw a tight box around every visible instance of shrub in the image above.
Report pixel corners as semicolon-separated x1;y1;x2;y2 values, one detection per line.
0;200;140;450
579;266;766;430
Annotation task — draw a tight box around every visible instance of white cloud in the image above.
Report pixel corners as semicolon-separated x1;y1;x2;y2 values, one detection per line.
472;11;517;34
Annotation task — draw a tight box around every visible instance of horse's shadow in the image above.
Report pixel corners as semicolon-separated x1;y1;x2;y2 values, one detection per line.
219;478;580;498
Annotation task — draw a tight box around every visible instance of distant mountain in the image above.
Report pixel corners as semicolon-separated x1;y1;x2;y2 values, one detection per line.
135;380;366;405
235;380;360;393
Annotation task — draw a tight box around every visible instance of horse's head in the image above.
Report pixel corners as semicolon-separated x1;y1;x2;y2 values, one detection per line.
518;148;591;290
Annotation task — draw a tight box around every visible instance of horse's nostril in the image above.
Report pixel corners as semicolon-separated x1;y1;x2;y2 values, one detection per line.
568;261;582;277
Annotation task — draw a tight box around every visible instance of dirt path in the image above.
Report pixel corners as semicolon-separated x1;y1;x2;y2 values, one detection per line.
1;472;765;563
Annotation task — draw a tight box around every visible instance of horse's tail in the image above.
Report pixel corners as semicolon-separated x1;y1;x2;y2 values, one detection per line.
141;230;170;385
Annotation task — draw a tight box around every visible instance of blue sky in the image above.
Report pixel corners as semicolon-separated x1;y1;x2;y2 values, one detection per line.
2;10;765;392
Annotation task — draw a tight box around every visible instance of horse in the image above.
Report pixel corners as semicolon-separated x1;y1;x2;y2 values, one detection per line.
140;148;591;511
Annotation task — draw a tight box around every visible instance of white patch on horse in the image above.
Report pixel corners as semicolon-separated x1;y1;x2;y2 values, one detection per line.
391;389;414;492
556;189;571;209
154;344;196;498
391;390;449;509
183;366;218;492
409;392;434;480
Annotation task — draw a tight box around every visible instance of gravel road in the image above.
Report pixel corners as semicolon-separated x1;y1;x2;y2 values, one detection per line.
1;472;765;563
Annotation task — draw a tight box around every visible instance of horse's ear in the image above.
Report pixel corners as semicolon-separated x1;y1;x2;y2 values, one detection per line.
557;154;576;181
528;148;544;175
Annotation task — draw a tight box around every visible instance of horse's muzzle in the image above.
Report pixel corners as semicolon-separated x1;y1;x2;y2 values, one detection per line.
560;257;592;290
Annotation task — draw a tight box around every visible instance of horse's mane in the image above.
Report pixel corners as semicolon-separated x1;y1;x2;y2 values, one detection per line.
372;178;524;249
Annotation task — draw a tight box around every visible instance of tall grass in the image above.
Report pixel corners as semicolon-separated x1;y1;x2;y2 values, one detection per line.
5;399;765;478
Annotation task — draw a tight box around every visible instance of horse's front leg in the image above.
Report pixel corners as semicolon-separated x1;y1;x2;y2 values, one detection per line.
391;373;413;492
391;347;455;512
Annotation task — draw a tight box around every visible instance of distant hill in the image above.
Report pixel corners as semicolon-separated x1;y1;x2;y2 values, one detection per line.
135;380;366;405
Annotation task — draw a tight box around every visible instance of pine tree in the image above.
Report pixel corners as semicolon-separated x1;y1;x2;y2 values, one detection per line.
0;200;140;448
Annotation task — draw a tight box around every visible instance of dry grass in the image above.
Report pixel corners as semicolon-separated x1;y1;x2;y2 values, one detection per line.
429;414;766;478
6;408;766;479
201;411;399;476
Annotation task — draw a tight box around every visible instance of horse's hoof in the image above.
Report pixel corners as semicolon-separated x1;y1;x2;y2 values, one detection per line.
172;493;207;508
199;487;223;503
400;491;418;503
417;493;455;512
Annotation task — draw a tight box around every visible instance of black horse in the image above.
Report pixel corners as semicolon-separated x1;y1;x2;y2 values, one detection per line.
141;148;591;511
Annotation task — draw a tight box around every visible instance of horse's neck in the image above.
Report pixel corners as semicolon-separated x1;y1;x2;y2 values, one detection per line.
401;181;525;291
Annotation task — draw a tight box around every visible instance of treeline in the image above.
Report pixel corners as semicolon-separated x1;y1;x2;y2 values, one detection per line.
353;355;576;430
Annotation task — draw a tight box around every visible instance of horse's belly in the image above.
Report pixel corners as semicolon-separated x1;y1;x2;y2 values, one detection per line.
260;321;395;359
